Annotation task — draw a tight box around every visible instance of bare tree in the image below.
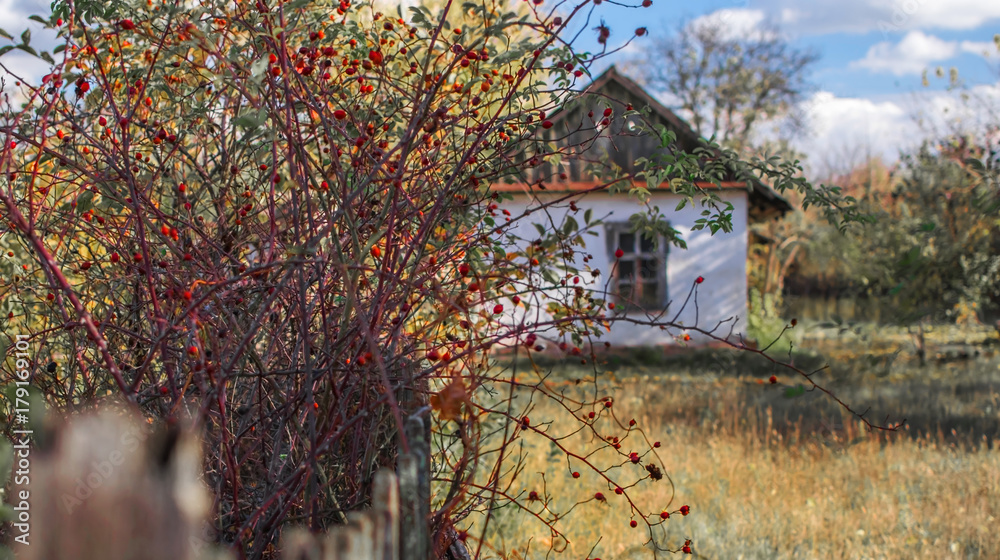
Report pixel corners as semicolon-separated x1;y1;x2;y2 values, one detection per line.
625;16;819;153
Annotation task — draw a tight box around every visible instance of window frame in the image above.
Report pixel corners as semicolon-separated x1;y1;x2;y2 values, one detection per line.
605;223;668;311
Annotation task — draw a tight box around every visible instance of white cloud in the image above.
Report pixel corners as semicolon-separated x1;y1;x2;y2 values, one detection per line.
690;9;775;41
754;0;1000;36
797;92;915;165
960;40;999;57
0;0;52;34
851;31;957;75
791;82;1000;173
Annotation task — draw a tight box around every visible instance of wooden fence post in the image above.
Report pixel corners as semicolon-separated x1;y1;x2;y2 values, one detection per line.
16;409;428;560
281;470;401;560
397;413;431;560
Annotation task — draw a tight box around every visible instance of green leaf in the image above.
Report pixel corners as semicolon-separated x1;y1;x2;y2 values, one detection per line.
0;45;13;57
76;190;94;214
20;29;29;46
28;15;48;25
15;44;38;57
584;208;592;224
234;115;262;130
783;385;806;398
0;28;12;40
250;56;268;78
562;216;577;235
964;157;985;172
0;436;12;489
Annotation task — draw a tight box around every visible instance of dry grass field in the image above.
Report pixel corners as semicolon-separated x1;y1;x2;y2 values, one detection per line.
464;324;1000;559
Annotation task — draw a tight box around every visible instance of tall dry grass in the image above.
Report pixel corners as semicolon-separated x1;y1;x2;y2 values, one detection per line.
463;371;1000;559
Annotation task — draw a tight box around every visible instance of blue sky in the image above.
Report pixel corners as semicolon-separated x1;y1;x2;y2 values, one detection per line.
1;0;997;174
562;0;1000;173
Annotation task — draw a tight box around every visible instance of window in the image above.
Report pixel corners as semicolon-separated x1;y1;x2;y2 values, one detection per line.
607;224;667;310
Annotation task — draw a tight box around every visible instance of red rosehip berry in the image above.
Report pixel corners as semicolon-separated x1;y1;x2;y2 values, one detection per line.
769;375;778;384
653;441;660;448
682;545;691;554
630;520;637;528
660;511;670;519
119;19;136;30
334;109;347;119
493;304;504;314
614;487;623;495
680;505;690;515
572;471;580;478
594;492;605;501
603;107;613;117
109;252;120;263
615;248;624;258
695;276;704;284
458;263;470;276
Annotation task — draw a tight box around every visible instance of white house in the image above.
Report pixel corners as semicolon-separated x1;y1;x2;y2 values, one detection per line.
493;66;790;347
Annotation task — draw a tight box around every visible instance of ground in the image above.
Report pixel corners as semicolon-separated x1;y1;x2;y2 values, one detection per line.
470;321;1000;559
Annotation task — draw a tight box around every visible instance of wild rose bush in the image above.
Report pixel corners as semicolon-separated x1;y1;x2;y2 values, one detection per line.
0;0;893;557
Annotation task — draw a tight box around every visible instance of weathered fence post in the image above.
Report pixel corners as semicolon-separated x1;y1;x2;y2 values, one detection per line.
14;409;429;560
11;408;231;560
281;469;401;560
397;413;432;560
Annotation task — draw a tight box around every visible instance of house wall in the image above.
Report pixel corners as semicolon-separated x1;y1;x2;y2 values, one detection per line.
499;190;749;348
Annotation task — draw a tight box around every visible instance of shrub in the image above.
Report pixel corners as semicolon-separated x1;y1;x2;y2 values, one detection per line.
0;0;881;557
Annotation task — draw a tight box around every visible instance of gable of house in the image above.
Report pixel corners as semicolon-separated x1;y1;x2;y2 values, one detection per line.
497;65;791;222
